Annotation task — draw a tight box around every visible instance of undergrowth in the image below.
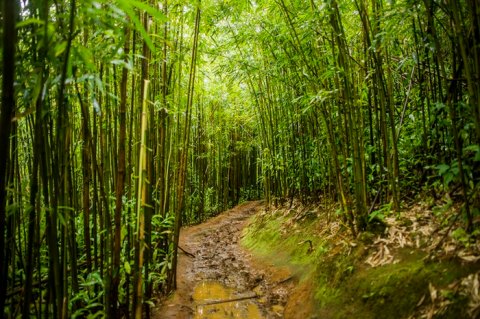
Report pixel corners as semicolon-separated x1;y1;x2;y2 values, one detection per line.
241;202;480;319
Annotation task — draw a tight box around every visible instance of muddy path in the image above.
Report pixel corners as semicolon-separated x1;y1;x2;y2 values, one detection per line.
155;201;295;319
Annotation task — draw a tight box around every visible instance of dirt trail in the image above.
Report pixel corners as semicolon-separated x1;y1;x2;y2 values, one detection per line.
155;201;295;319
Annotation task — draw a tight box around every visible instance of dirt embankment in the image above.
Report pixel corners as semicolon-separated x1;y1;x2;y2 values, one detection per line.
155;201;296;319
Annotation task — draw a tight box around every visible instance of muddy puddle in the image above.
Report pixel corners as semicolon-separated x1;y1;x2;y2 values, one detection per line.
156;201;293;319
193;281;263;319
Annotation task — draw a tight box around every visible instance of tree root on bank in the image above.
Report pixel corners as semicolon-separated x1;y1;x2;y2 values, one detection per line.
178;246;195;258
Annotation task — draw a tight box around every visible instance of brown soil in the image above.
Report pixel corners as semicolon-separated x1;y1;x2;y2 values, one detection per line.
154;201;298;319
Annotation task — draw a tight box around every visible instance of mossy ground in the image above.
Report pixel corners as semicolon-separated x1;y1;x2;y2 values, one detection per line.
241;206;477;319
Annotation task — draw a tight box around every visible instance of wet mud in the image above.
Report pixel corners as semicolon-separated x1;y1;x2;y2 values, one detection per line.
155;201;294;319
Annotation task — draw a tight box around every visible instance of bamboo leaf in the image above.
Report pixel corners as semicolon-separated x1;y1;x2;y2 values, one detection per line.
55;41;68;57
124;261;131;275
16;18;44;28
127;0;167;22
116;0;163;53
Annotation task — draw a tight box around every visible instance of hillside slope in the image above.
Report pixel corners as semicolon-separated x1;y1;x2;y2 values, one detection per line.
242;200;480;319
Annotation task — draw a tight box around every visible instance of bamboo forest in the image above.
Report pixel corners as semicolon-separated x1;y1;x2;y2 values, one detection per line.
1;0;479;318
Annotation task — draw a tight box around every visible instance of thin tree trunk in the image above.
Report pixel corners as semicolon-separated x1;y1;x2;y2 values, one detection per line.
110;23;130;319
171;3;201;290
0;1;17;315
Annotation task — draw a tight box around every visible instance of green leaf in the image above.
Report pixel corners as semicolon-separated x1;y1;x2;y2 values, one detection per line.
127;0;167;22
55;41;68;57
464;144;480;161
125;6;155;52
86;302;103;309
121;226;127;242
444;173;454;186
451;227;468;243
58;205;75;211
72;308;87;319
368;209;384;222
87;310;105;319
436;164;450;176
16;18;45;28
116;0;166;53
124;261;131;275
110;59;132;70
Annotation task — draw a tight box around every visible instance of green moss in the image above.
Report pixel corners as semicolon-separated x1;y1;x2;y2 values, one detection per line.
242;215;283;256
344;258;430;318
242;209;476;319
242;211;327;277
330;252;474;319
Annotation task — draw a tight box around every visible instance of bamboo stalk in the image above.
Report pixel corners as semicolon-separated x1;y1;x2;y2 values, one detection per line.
134;79;150;319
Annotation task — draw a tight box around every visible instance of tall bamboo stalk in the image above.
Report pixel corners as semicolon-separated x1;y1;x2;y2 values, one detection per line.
134;80;150;319
0;0;17;316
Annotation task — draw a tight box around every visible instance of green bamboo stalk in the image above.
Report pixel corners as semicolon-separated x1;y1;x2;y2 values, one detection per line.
134;79;150;319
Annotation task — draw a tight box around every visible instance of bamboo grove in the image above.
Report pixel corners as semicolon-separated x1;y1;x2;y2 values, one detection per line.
0;0;260;318
217;0;479;233
0;0;479;318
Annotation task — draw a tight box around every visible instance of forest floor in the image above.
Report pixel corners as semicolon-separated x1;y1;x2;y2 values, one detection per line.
155;201;298;319
156;199;480;319
241;199;480;319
